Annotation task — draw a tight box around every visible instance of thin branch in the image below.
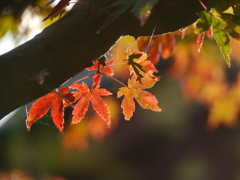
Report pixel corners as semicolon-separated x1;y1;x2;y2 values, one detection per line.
198;0;208;10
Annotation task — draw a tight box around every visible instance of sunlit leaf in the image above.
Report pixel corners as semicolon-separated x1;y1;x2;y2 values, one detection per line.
196;33;205;52
70;83;112;127
117;76;163;120
196;11;212;34
26;87;74;132
137;34;175;64
211;16;231;67
217;13;240;40
196;10;232;67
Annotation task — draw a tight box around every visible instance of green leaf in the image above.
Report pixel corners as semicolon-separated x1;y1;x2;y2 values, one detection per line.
213;13;240;40
212;16;231;67
220;18;240;40
196;11;212;34
217;13;240;23
195;10;233;67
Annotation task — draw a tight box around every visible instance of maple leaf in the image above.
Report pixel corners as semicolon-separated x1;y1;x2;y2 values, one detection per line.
86;58;114;88
86;57;114;76
126;49;147;77
70;83;112;127
196;33;205;52
196;10;234;67
137;33;175;64
138;60;159;79
117;76;163;120
42;0;71;21
26;87;74;132
126;49;159;81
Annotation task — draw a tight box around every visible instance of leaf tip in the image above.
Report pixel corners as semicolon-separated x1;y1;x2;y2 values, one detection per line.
57;123;64;133
107;122;111;128
26;121;31;132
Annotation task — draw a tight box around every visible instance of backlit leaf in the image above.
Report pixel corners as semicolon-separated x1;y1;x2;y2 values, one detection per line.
211;16;231;67
117;76;163;120
217;13;240;40
26;87;74;132
70;83;112;127
137;34;175;64
196;10;232;67
196;11;212;34
196;33;205;52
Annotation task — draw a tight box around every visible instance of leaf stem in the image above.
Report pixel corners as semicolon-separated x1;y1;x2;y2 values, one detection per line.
110;62;128;66
198;0;208;11
42;83;74;108
71;74;94;84
104;74;127;87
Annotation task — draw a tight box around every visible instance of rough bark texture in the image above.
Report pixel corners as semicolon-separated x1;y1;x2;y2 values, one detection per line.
0;0;204;119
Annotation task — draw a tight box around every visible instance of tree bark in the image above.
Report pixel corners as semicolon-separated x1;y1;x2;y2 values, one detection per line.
0;0;204;119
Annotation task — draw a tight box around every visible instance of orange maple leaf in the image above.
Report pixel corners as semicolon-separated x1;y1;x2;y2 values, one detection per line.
70;83;112;127
117;76;164;120
137;33;175;64
86;58;114;76
26;87;74;132
125;49;159;81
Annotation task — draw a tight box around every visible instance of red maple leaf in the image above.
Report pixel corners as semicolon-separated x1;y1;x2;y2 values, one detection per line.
86;59;114;88
196;33;205;52
43;0;71;21
70;83;112;127
117;76;164;120
86;59;114;76
26;87;74;132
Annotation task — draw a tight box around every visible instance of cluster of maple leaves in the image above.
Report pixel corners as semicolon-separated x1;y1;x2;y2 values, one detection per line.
166;0;240;130
26;0;240;134
195;0;240;67
26;44;163;132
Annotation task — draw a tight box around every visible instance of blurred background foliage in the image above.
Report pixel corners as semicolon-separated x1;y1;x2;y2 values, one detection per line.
1;0;240;180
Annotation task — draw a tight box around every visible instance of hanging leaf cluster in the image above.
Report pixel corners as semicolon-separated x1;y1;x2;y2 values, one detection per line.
26;36;164;132
195;1;240;67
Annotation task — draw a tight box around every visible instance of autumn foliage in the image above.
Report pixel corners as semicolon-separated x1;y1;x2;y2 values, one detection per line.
26;37;164;132
26;0;240;136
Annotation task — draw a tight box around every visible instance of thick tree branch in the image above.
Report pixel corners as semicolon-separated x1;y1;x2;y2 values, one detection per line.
0;0;204;119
